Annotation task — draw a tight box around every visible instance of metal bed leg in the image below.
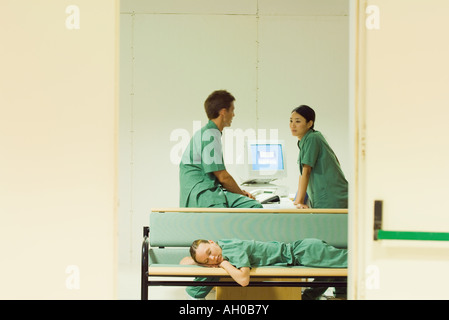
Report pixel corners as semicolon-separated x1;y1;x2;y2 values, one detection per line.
141;226;149;300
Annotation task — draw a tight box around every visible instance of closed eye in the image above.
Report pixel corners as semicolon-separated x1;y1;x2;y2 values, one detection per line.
203;249;211;264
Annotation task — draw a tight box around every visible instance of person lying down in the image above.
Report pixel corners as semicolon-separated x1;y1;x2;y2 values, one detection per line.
180;238;347;300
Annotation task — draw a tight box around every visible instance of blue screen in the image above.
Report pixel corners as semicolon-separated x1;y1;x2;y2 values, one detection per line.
250;144;284;171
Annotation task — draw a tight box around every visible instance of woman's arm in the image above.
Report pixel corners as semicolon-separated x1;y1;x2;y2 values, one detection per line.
219;260;250;287
294;164;312;208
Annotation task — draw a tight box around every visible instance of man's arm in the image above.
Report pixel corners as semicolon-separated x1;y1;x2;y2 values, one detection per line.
213;170;243;195
213;170;255;199
219;260;250;287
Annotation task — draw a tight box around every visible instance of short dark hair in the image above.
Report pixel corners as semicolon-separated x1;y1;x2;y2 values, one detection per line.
204;90;235;120
291;105;316;130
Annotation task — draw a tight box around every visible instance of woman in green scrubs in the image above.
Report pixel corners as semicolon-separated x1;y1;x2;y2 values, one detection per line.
290;105;348;209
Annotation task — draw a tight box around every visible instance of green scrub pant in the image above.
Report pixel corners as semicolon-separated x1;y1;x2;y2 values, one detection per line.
219;191;263;209
186;239;347;299
292;239;348;300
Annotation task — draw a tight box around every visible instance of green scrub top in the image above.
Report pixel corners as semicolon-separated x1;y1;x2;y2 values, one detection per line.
179;120;227;207
218;239;294;269
298;129;348;208
217;238;348;269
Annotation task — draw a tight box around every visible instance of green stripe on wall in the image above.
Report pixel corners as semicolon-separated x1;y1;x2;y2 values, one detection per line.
377;230;449;241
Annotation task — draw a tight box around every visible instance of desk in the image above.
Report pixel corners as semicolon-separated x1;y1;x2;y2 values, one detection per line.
261;196;297;209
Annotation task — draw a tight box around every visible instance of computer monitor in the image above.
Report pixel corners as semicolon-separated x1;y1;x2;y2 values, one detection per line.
242;140;287;184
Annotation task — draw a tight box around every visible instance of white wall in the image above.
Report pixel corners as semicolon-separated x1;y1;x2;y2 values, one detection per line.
0;0;119;299
119;0;350;264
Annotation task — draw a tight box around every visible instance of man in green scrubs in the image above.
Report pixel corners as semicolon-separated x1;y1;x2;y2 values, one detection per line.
184;238;347;299
179;90;262;209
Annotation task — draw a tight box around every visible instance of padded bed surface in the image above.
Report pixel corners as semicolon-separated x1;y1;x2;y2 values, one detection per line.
148;264;348;277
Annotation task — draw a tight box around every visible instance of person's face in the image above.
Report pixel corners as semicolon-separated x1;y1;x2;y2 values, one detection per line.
222;102;235;128
290;112;313;139
195;240;223;265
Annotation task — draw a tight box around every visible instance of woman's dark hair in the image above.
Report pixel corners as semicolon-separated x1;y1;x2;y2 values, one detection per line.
204;90;235;120
291;105;316;130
